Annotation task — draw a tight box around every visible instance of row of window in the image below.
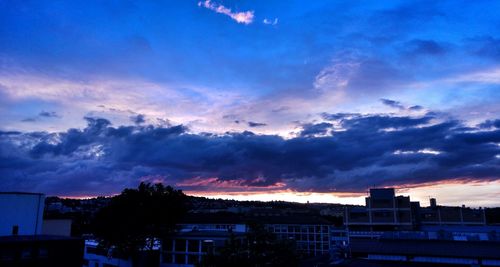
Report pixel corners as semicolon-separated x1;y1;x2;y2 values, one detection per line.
274;233;329;242
267;225;329;233
295;241;330;252
163;253;200;265
164;239;216;253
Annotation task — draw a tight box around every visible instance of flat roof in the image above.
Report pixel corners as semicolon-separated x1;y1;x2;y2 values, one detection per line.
180;213;332;225
0;235;81;243
351;239;500;259
0;192;44;196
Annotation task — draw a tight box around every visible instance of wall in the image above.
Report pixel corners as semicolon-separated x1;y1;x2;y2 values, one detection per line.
0;193;45;236
42;219;72;236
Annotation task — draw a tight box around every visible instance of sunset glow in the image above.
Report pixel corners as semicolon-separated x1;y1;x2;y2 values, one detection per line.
1;1;499;206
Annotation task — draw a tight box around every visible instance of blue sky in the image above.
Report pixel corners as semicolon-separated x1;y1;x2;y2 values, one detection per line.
1;0;499;205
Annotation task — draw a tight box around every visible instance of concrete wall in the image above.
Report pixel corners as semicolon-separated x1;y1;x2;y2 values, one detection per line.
0;192;45;236
42;219;72;236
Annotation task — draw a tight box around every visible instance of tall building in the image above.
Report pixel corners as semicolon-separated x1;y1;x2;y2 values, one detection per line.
345;188;415;232
0;192;84;267
0;192;45;236
343;188;499;266
345;188;487;236
161;212;333;267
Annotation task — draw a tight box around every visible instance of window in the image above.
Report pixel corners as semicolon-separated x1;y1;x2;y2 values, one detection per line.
202;240;214;253
175;239;186;252
188;255;199;264
12;225;19;235
188;240;199;252
164;239;173;252
174;254;185;264
21;249;32;259
38;247;48;258
162;253;173;263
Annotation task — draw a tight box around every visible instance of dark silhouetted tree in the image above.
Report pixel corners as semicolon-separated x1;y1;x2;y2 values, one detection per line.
199;222;299;267
92;182;187;264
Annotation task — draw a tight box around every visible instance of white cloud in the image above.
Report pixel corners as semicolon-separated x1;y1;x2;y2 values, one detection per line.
445;67;500;84
263;18;278;25
313;61;360;92
198;0;254;25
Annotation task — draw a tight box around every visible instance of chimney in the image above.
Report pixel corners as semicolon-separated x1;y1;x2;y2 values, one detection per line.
430;198;437;208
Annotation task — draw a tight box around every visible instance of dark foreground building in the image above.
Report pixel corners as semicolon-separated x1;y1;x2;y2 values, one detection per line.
0;235;84;267
0;192;84;267
343;188;500;266
161;211;332;266
350;238;500;266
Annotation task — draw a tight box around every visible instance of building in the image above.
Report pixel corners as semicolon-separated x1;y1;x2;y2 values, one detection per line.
343;188;499;266
255;215;332;256
161;212;333;267
350;236;500;266
0;192;84;267
345;188;487;237
345;188;415;233
162;213;247;266
0;192;45;236
83;240;133;267
42;219;73;236
419;198;486;226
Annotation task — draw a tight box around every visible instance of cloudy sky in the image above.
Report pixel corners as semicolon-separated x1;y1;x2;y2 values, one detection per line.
1;0;499;206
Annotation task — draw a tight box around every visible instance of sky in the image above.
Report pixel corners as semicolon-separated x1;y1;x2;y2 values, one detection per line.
1;0;499;206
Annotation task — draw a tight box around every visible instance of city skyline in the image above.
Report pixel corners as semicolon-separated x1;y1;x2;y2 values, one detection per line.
1;1;499;206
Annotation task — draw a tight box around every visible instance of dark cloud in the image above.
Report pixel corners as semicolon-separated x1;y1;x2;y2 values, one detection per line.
300;122;333;137
405;39;447;55
467;36;500;61
380;98;405;109
272;106;290;113
380;99;425;112
130;114;146;124
21;111;61;122
478;119;500;129
409;105;424;111
248;121;267;127
39;111;60;118
321;112;360;121
0;114;499;195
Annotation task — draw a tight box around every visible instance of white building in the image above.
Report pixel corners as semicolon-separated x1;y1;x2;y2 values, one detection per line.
0;192;45;236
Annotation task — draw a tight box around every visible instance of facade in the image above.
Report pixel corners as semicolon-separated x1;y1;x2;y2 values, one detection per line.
350;238;500;266
0;192;45;236
83;240;133;267
344;188;498;266
345;188;487;236
162;231;246;266
262;219;331;256
42;219;73;236
419;202;486;225
0;235;84;267
162;214;247;267
161;212;333;267
0;192;84;267
345;188;414;232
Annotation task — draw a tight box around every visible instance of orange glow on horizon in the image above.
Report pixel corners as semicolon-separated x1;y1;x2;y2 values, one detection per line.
57;180;500;207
